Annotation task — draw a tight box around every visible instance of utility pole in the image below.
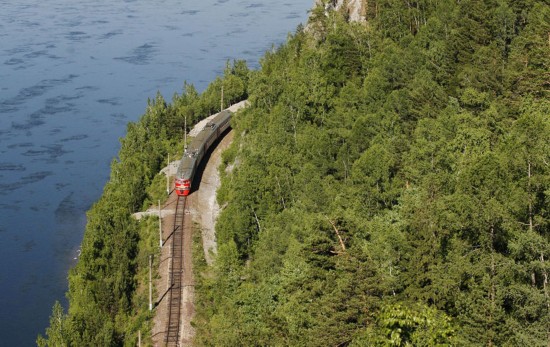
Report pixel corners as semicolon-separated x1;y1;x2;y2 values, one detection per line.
184;115;187;150
159;200;162;248
138;330;141;347
166;153;170;195
221;85;224;112
148;255;153;311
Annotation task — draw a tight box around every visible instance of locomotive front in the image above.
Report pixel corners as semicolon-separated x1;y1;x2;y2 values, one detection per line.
174;109;232;196
175;150;197;196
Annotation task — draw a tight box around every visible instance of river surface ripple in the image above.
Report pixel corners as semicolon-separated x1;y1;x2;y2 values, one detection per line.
0;0;311;344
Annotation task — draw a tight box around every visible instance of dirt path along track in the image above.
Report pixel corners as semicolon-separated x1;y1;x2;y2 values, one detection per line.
165;196;185;345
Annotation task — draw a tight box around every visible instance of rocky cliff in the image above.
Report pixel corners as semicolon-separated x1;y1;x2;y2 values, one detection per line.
314;0;365;22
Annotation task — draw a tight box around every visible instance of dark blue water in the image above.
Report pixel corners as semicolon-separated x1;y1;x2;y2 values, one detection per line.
0;0;311;344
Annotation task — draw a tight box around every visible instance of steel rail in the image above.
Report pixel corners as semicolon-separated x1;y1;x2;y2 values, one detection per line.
165;196;186;346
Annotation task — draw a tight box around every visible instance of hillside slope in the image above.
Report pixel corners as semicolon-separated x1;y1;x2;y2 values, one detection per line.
38;63;250;346
194;1;550;346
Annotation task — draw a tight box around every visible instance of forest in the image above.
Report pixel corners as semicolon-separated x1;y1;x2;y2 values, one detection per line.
40;0;548;346
194;0;549;346
37;63;249;346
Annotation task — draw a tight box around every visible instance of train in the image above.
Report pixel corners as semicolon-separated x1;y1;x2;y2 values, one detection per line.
174;109;232;196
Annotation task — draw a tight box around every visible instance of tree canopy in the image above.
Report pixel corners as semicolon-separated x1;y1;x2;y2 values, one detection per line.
38;62;249;346
40;0;550;345
194;1;549;346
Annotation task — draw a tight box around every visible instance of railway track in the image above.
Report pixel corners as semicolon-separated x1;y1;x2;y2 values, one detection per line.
165;196;187;346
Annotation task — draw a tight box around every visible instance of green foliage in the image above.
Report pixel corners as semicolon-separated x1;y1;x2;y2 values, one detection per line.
194;1;550;346
37;302;73;347
41;1;549;343
351;303;456;346
39;62;250;346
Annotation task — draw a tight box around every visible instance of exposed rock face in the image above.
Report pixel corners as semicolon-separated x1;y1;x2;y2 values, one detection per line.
314;0;365;22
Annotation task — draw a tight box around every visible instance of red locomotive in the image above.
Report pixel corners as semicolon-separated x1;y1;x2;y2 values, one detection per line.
174;110;231;196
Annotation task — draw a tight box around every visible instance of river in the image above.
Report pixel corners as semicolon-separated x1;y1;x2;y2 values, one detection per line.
0;0;312;344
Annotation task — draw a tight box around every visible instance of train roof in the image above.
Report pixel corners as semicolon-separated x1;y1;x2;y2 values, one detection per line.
175;110;232;179
189;110;231;149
